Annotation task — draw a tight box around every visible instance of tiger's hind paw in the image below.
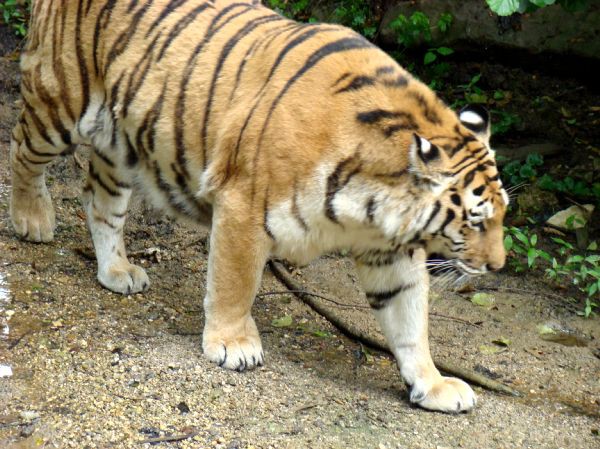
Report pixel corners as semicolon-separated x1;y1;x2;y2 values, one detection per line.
410;376;476;413
203;326;264;372
10;188;55;242
98;261;150;294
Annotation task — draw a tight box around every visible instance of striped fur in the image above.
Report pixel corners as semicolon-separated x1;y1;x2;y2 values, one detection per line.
10;0;507;413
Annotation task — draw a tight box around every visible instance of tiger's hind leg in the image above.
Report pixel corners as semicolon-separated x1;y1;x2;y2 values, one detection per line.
9;116;63;242
202;188;271;371
355;248;476;413
82;150;149;295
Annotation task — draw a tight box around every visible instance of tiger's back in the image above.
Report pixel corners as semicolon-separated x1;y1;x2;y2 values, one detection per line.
11;0;508;413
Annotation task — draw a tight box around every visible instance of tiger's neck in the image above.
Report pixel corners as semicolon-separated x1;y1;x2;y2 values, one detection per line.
265;160;435;265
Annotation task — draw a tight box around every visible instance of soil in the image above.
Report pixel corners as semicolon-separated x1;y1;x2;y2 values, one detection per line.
0;25;599;449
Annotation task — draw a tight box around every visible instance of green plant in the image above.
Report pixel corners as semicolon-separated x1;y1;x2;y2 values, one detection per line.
332;0;377;38
504;226;550;271
389;11;453;48
267;0;313;20
491;109;520;135
502;153;543;186
504;227;599;317
486;0;589;16
0;0;29;36
546;240;599;317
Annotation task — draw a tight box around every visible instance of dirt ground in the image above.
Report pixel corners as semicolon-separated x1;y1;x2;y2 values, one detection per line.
1;33;599;449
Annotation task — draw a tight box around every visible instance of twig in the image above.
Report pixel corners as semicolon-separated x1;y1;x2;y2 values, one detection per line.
430;312;482;328
257;290;369;309
258;290;480;326
139;428;199;444
269;261;521;397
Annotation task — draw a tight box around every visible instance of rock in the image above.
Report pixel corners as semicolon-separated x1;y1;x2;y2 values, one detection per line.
377;0;600;60
546;205;594;231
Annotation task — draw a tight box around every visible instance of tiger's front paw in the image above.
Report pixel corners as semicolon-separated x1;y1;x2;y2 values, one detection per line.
410;376;476;413
98;260;150;294
202;317;264;372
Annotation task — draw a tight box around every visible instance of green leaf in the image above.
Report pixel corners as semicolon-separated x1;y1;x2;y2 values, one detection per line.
587;241;598;251
530;234;538;247
486;0;521;16
271;315;293;327
471;293;495;308
313;330;332;338
436;46;454;56
504;235;513;251
527;247;538;267
465;92;488;104
424;51;437;65
529;0;556;6
479;344;506;354
526;153;544;167
536;324;556;335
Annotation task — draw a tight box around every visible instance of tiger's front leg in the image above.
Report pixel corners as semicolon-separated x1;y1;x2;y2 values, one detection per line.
355;248;476;413
202;188;271;371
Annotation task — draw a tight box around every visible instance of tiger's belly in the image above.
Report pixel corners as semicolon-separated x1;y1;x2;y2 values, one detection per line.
78;97;213;225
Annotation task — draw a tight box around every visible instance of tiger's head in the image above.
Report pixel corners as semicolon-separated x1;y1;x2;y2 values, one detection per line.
406;105;508;275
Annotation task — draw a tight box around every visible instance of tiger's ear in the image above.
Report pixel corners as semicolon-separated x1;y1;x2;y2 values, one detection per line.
459;104;490;145
409;134;453;193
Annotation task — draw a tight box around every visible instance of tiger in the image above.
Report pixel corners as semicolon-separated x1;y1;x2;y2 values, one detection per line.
9;0;508;413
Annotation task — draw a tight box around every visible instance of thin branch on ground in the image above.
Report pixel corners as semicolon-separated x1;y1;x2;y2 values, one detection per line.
139;428;199;444
269;260;521;397
257;290;370;309
258;290;481;326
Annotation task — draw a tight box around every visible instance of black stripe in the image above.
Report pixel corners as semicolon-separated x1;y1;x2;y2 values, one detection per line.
105;0;155;75
136;81;167;155
123;31;163;118
231;25;336;167
252;36;372;195
382;74;408;88
93;148;115;167
263;190;275;240
93;0;118;75
334;75;376;94
325;154;362;223
472;184;485;196
109;72;125;147
201;14;285;163
450;193;461;206
366;283;416;309
438;208;456;234
406;91;442;125
375;66;395;76
357;109;401;124
88;165;121;197
157;2;212;60
32;66;72;147
463;168;476;187
292;181;308;232
423;200;441;231
76;0;91;120
174;3;254;177
332;72;352;87
366;196;376;223
356;250;398;267
146;0;187;37
125;134;139;167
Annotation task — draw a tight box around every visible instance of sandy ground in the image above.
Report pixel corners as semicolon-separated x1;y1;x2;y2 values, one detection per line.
0;48;599;449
